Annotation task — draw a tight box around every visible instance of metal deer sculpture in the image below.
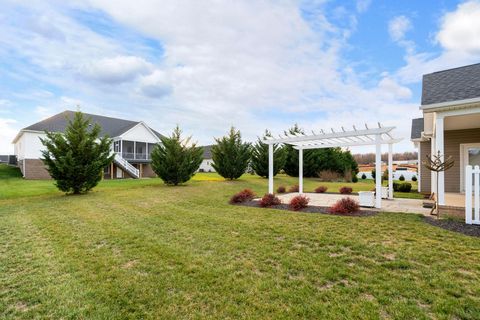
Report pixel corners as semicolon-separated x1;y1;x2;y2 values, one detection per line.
423;151;455;217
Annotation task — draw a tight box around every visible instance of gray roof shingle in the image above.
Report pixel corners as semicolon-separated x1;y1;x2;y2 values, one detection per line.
23;110;163;139
411;118;424;140
422;63;480;105
201;145;214;159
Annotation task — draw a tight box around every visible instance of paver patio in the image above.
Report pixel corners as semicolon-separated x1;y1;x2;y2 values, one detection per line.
276;192;432;215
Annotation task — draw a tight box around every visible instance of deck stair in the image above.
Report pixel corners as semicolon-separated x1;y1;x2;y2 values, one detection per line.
114;153;140;179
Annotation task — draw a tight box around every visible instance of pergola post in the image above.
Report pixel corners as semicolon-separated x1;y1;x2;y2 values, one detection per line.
388;143;393;199
375;134;382;208
299;147;303;194
268;143;273;194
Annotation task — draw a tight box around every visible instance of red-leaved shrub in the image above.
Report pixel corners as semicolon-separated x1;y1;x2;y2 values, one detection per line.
315;185;328;193
288;184;299;192
277;186;286;193
229;189;256;204
289;195;309;211
329;198;359;214
259;193;281;207
339;186;353;194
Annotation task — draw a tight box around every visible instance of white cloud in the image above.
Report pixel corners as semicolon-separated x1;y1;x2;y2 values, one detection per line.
138;70;171;98
356;0;372;13
0;0;425;152
80;55;153;84
396;2;480;84
436;0;480;54
0;118;18;154
388;15;411;42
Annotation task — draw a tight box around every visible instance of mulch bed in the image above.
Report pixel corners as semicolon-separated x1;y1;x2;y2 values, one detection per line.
424;217;480;237
235;200;377;217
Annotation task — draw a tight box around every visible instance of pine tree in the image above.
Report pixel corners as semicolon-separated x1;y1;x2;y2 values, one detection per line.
251;130;286;178
283;124;304;177
150;126;203;185
40;111;114;194
212;127;251;180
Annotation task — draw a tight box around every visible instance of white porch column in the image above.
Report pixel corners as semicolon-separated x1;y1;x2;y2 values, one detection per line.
299;147;303;194
120;138;123;156
375;134;382;208
134;141;136;160
435;114;445;205
268;143;273;194
431;135;436;197
388;143;393;199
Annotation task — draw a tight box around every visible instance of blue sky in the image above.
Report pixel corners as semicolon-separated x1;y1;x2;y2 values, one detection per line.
1;0;480;153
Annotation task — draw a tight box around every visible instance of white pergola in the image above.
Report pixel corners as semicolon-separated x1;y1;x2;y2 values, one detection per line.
264;124;402;208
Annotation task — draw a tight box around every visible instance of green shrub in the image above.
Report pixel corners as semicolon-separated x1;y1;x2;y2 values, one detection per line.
361;173;366;179
352;175;358;183
251;130;286;178
396;182;412;192
40;111;113;194
151;126;203;185
412;175;417;182
212;127;251;180
399;174;405;181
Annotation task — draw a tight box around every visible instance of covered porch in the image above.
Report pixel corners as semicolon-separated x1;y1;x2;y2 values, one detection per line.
421;106;480;207
113;139;157;161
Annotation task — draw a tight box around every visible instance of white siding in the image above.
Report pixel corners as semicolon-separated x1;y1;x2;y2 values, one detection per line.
14;132;47;160
198;159;215;172
120;123;159;143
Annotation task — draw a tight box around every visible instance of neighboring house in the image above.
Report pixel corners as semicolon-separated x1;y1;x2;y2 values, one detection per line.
411;63;480;208
198;145;215;172
12;110;163;180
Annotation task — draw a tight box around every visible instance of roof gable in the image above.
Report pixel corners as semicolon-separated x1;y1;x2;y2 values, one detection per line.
21;110;162;139
422;63;480;105
410;118;424;140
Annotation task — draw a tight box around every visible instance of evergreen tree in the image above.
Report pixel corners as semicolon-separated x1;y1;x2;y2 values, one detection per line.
212;127;251;180
251;130;286;178
283;124;304;177
151;126;203;185
40;111;113;194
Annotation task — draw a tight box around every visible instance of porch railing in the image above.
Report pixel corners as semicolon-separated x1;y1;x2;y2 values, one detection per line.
120;152;148;160
465;165;480;225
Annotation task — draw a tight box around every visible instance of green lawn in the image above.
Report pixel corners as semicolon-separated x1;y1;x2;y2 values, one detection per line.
1;166;479;319
0;164;422;200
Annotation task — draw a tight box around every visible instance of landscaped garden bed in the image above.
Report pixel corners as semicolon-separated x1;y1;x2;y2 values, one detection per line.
235;199;377;217
424;216;480;237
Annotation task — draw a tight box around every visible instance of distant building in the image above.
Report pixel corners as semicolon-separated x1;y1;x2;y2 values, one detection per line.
198;145;215;172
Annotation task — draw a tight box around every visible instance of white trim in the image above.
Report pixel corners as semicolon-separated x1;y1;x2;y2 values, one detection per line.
119;122;160;143
460;143;480;192
264;126;396;145
421;97;480;112
417;146;421;192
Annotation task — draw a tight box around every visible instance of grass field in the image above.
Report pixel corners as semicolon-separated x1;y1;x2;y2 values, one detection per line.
0;164;421;200
1;165;479;319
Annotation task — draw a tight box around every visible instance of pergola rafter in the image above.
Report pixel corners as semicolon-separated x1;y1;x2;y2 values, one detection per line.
264;123;403;209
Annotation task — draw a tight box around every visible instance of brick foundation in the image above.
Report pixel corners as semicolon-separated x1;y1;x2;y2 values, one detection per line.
22;159;51;179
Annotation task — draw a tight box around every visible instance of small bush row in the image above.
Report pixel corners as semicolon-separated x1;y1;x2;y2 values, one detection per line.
259;193;281;207
393;182;412;192
289;195;309;211
329;198;359;214
229;189;256;204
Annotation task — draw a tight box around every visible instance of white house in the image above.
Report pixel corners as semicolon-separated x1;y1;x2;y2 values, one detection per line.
411;63;480;209
12;110;163;179
198;145;215;172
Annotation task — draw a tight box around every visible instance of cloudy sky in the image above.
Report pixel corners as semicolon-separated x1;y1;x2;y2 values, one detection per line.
1;0;480;153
